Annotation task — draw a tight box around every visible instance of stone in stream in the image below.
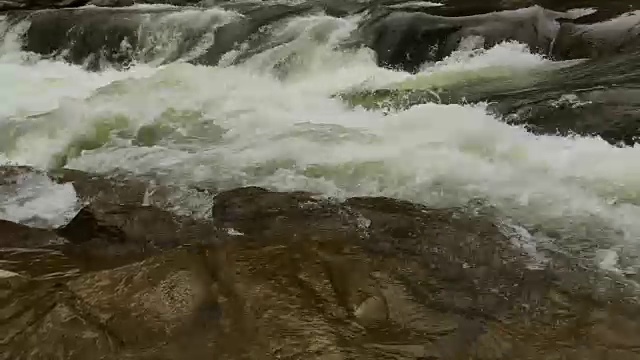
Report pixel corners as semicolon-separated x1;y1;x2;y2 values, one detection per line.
551;10;640;62
2;165;640;358
55;200;216;271
355;4;640;73
2;0;638;72
355;6;568;73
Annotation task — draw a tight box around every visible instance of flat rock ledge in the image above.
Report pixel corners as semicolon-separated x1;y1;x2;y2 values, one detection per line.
1;165;640;359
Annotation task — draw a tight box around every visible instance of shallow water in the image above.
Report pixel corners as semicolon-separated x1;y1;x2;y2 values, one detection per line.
2;8;640;274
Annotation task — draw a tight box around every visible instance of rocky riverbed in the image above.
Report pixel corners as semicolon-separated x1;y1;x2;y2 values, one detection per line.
1;165;640;359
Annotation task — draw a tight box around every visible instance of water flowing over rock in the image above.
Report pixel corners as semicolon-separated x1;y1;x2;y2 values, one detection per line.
2;166;640;359
2;1;639;72
357;5;640;73
338;40;640;146
358;6;567;73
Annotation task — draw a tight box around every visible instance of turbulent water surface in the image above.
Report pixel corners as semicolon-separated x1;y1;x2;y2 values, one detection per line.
2;2;640;277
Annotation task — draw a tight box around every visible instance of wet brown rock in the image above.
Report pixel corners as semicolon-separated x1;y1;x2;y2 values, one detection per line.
206;187;640;359
0;220;66;248
2;183;640;359
54;201;216;271
0;217;79;281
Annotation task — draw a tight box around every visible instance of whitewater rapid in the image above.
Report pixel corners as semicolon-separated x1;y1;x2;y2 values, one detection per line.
2;9;640;273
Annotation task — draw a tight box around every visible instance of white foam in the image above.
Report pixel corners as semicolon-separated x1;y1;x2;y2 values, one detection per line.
1;13;640;268
226;228;245;236
135;7;243;65
429;40;549;72
0;171;79;228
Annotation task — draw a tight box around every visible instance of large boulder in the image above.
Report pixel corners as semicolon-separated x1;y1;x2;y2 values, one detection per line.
552;11;640;60
358;5;640;73
2;166;640;358
358;6;571;73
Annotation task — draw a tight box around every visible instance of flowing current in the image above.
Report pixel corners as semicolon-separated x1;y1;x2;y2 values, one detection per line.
2;6;640;275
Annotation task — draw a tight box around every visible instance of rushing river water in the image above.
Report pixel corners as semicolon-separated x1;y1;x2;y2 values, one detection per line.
2;3;640;276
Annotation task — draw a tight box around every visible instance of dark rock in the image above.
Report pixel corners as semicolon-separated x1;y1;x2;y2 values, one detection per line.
359;6;571;73
87;0;133;7
0;219;66;248
20;8;144;71
55;201;215;270
358;4;640;73
0;0;86;11
552;11;640;60
363;11;462;73
0;0;26;10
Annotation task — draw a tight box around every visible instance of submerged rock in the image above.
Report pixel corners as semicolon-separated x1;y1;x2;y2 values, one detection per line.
2;166;640;358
